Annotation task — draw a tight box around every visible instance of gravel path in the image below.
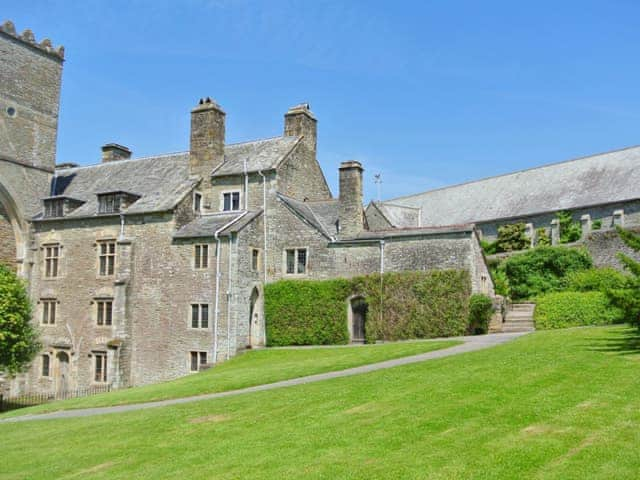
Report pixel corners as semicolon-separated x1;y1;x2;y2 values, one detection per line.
1;332;528;423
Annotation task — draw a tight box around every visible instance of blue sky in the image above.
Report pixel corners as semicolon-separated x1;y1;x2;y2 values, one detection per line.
6;0;640;202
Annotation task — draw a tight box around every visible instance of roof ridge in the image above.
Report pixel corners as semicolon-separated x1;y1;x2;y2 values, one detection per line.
225;135;299;147
386;144;640;203
56;151;189;172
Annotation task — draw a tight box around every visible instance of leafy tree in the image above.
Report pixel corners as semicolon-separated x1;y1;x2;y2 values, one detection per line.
495;223;529;252
535;227;551;246
0;264;39;374
556;210;582;244
607;227;640;328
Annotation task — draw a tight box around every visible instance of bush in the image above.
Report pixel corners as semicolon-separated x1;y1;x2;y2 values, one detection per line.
592;219;602;230
468;294;494;334
496;223;529;252
536;228;551;246
0;265;39;375
480;239;498;255
265;270;473;345
566;268;629;292
534;291;624;330
557;210;582;244
607;226;640;328
503;246;593;300
488;261;510;297
265;279;351;346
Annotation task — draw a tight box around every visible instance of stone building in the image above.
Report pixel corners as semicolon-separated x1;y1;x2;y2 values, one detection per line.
0;22;491;395
375;146;640;245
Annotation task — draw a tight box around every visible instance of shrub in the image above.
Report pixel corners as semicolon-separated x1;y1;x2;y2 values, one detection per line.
0;265;39;374
557;210;582;244
480;239;498;255
535;228;551;246
592;219;602;230
502;246;593;300
496;223;529;252
566;268;629;292
534;291;624;330
265;270;473;345
264;279;351;346
488;261;510;297
468;294;494;334
607;226;640;328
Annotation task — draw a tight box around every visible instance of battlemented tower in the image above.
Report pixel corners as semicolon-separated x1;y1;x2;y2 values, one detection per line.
0;20;64;171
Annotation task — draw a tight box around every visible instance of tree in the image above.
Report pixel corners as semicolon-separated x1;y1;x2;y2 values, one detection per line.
556;210;582;244
607;227;640;328
496;223;529;252
0;264;39;374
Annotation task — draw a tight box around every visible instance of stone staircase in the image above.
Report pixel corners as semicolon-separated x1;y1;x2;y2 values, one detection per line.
501;303;536;332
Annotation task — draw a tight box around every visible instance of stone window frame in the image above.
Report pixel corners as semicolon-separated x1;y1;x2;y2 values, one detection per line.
193;244;210;270
189;350;208;372
250;248;261;272
93;351;108;383
39;298;58;325
193;191;203;213
96;239;117;278
189;303;211;330
42;242;62;279
41;353;51;377
44;198;64;218
283;247;309;276
95;297;114;327
220;190;242;212
98;193;122;214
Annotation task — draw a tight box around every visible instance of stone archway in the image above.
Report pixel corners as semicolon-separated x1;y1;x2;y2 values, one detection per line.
248;286;264;347
0;180;26;271
348;296;368;344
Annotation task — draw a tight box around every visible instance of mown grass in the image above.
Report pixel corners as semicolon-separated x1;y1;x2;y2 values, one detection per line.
0;339;458;418
2;326;640;479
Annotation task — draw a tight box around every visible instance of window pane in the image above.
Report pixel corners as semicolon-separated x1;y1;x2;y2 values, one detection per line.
252;249;259;271
297;249;307;274
42;355;49;376
43;302;49;324
107;256;115;275
194;245;201;268
95;355;102;382
202;245;208;268
106;302;113;325
286;250;295;274
97;302;103;325
201;304;209;329
50;302;56;324
52;258;58;277
232;192;240;210
194;193;201;212
191;304;199;328
190;352;198;371
199;352;207;365
223;193;231;211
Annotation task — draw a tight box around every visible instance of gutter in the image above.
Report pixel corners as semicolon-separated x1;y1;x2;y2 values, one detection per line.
258;170;267;284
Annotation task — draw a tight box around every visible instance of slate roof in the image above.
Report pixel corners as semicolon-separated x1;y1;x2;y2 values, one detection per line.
173;210;262;239
370;202;421;228
37;153;196;219
211;136;301;177
277;193;339;239
384;145;640;227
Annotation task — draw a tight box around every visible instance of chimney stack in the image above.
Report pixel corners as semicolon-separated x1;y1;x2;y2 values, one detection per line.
101;143;132;163
190;97;225;178
338;160;365;238
284;103;317;159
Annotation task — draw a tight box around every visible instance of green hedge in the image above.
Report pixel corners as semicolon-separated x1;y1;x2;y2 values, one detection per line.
502;246;593;300
566;268;629;292
534;291;624;330
265;270;472;346
468;294;494;334
264;279;352;346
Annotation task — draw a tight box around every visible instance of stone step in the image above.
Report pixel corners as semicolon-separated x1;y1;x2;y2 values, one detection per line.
502;326;535;332
505;313;534;320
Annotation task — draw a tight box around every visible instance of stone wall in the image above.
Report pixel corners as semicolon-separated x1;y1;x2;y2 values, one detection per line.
583;226;640;271
0;202;16;268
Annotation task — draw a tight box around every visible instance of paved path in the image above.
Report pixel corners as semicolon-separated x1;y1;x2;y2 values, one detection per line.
1;332;528;423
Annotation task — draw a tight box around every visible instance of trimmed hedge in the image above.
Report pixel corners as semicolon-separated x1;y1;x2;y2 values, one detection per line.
534;291;624;330
566;268;629;293
264;279;351;346
502;246;593;300
468;294;494;334
265;270;472;346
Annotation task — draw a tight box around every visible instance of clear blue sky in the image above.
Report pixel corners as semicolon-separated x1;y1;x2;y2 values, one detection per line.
6;1;640;202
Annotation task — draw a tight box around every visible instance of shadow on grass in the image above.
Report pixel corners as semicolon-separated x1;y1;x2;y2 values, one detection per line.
585;325;640;356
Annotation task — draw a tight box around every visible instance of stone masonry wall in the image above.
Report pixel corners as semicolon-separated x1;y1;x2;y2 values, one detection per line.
583;226;640;271
0;202;16;268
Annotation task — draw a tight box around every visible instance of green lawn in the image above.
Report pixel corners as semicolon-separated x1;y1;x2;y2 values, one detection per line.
2;326;640;479
0;339;458;418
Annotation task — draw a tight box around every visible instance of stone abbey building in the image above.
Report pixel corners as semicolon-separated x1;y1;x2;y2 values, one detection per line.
0;22;492;395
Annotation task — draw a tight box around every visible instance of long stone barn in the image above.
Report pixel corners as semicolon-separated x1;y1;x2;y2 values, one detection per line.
0;22;492;395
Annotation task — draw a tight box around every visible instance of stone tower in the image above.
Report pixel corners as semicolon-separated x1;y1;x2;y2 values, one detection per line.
0;20;64;170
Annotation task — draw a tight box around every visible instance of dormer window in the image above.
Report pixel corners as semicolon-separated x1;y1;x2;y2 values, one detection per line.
44;199;64;218
222;191;241;212
97;191;140;215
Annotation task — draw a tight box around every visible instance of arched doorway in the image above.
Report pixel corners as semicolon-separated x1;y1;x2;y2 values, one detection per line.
349;297;368;344
248;287;263;348
0;181;25;271
56;351;70;394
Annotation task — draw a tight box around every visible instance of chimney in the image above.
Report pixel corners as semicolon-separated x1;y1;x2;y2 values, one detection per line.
101;143;132;163
284;103;317;159
338;161;365;237
190;97;225;178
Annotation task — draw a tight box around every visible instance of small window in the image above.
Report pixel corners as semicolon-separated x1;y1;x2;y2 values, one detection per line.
44;199;64;218
285;248;308;275
190;304;209;329
94;353;107;383
41;299;57;325
6;106;16;117
190;351;207;371
96;299;113;326
251;248;260;272
194;192;202;213
98;241;116;276
41;354;50;377
98;194;121;214
222;191;241;212
194;244;209;269
44;244;60;278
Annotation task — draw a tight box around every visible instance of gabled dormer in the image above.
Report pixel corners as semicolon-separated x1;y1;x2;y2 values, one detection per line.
42;196;85;218
97;191;141;215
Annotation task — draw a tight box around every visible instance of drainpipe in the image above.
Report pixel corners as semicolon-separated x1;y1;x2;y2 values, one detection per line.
213;212;248;364
119;213;126;240
226;233;234;360
379;240;385;274
258;170;267;284
243;159;249;210
379;240;385;332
